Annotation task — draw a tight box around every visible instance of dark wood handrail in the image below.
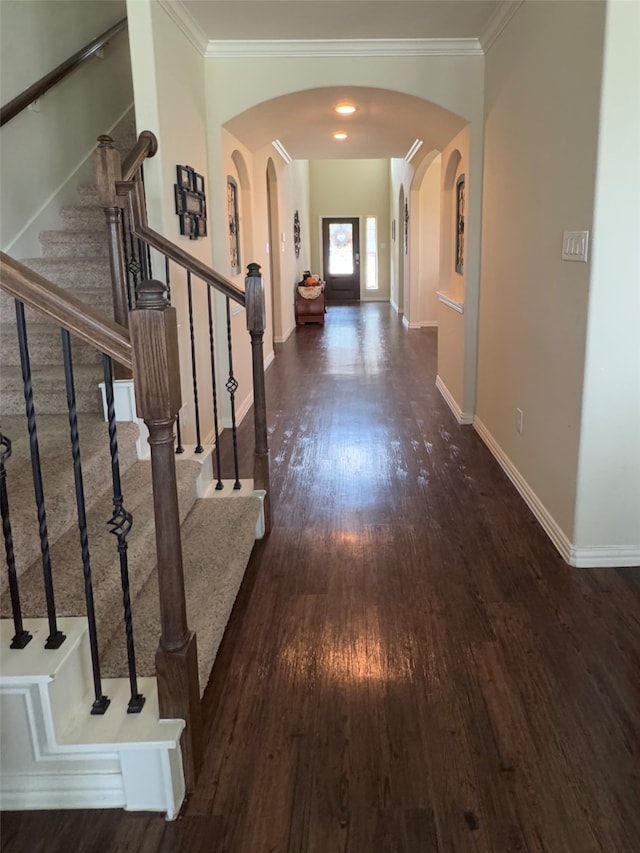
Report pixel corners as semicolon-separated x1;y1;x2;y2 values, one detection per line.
121;175;247;307
0;17;128;127
121;131;159;182
0;252;132;368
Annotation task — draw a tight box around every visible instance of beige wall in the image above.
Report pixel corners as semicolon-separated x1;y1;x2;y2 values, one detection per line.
308;159;390;300
476;1;606;542
573;0;640;560
1;0;132;256
128;0;224;444
389;158;412;312
416;155;441;326
436;126;473;417
205;48;485;411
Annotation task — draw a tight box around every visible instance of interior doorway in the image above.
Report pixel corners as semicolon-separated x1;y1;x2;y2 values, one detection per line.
322;217;360;301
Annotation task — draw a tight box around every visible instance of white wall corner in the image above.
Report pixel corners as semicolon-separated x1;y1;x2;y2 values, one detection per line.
480;1;525;53
156;0;209;55
436;376;474;425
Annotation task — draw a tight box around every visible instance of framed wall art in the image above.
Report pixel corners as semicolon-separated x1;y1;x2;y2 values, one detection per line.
227;176;241;275
455;174;465;274
293;210;301;258
174;165;207;240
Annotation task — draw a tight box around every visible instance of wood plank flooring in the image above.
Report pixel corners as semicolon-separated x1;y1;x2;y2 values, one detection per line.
3;304;639;852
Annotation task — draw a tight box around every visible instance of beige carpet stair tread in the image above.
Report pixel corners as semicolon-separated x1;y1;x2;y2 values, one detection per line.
0;459;202;654
0;323;102;365
0;364;105;415
101;496;261;697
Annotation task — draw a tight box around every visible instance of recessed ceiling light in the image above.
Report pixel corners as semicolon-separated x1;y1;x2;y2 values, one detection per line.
335;103;356;115
333;131;348;140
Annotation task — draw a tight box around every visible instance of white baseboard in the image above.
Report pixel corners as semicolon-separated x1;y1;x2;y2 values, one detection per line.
404;319;438;329
473;417;573;563
274;322;296;344
568;545;640;569
435;376;474;424
264;349;275;369
473;417;640;568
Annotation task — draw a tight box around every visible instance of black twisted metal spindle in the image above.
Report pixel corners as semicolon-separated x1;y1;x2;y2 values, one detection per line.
125;203;143;300
139;165;153;280
207;287;223;490
225;297;241;489
164;254;172;304
61;331;110;713
187;271;203;453
164;255;184;454
103;355;145;713
15;300;65;649
0;430;32;649
119;210;134;311
175;413;185;455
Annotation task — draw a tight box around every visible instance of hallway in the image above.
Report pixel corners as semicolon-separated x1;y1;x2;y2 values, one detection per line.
3;304;640;852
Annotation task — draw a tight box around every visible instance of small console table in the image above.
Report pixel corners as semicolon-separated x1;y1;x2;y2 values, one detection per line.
295;277;326;326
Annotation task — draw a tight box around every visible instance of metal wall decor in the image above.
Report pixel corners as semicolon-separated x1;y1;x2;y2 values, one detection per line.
404;200;409;255
174;165;207;239
293;210;301;258
455;174;465;274
227;176;241;275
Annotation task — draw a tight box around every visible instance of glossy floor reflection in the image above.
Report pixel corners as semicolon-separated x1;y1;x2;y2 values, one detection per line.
4;304;640;853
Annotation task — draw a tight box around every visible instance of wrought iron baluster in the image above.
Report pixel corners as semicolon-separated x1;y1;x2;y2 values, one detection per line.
139;166;153;279
175;413;185;455
207;287;223;489
187;271;203;453
15;300;65;649
62;330;109;714
119;208;134;311
0;430;32;649
126;206;142;299
103;355;145;713
225;297;241;489
164;254;172;304
164;255;184;454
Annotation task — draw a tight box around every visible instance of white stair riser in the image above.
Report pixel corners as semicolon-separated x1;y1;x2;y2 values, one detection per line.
0;618;185;819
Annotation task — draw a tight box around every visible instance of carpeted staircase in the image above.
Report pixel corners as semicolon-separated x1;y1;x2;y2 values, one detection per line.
0;411;260;695
0;114;262;698
0;114;135;417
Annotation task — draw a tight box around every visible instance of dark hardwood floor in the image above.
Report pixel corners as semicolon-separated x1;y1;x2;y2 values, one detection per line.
3;304;639;852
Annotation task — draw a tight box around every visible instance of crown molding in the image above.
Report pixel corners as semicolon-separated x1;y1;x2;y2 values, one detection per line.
157;0;209;55
479;0;524;52
204;38;483;59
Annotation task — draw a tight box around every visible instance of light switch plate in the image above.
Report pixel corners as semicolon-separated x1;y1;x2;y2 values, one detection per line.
562;230;589;262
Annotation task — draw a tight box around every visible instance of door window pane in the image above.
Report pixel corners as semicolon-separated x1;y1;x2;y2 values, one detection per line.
328;223;354;274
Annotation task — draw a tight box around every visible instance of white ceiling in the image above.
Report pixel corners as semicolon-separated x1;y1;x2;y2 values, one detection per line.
179;1;512;160
182;1;503;41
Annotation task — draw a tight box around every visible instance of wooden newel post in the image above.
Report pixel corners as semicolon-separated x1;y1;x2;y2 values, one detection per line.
129;279;203;790
245;263;272;534
95;134;131;380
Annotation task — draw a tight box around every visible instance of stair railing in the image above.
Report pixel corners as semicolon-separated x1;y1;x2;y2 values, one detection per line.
95;133;272;529
0;254;143;715
0;253;205;786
